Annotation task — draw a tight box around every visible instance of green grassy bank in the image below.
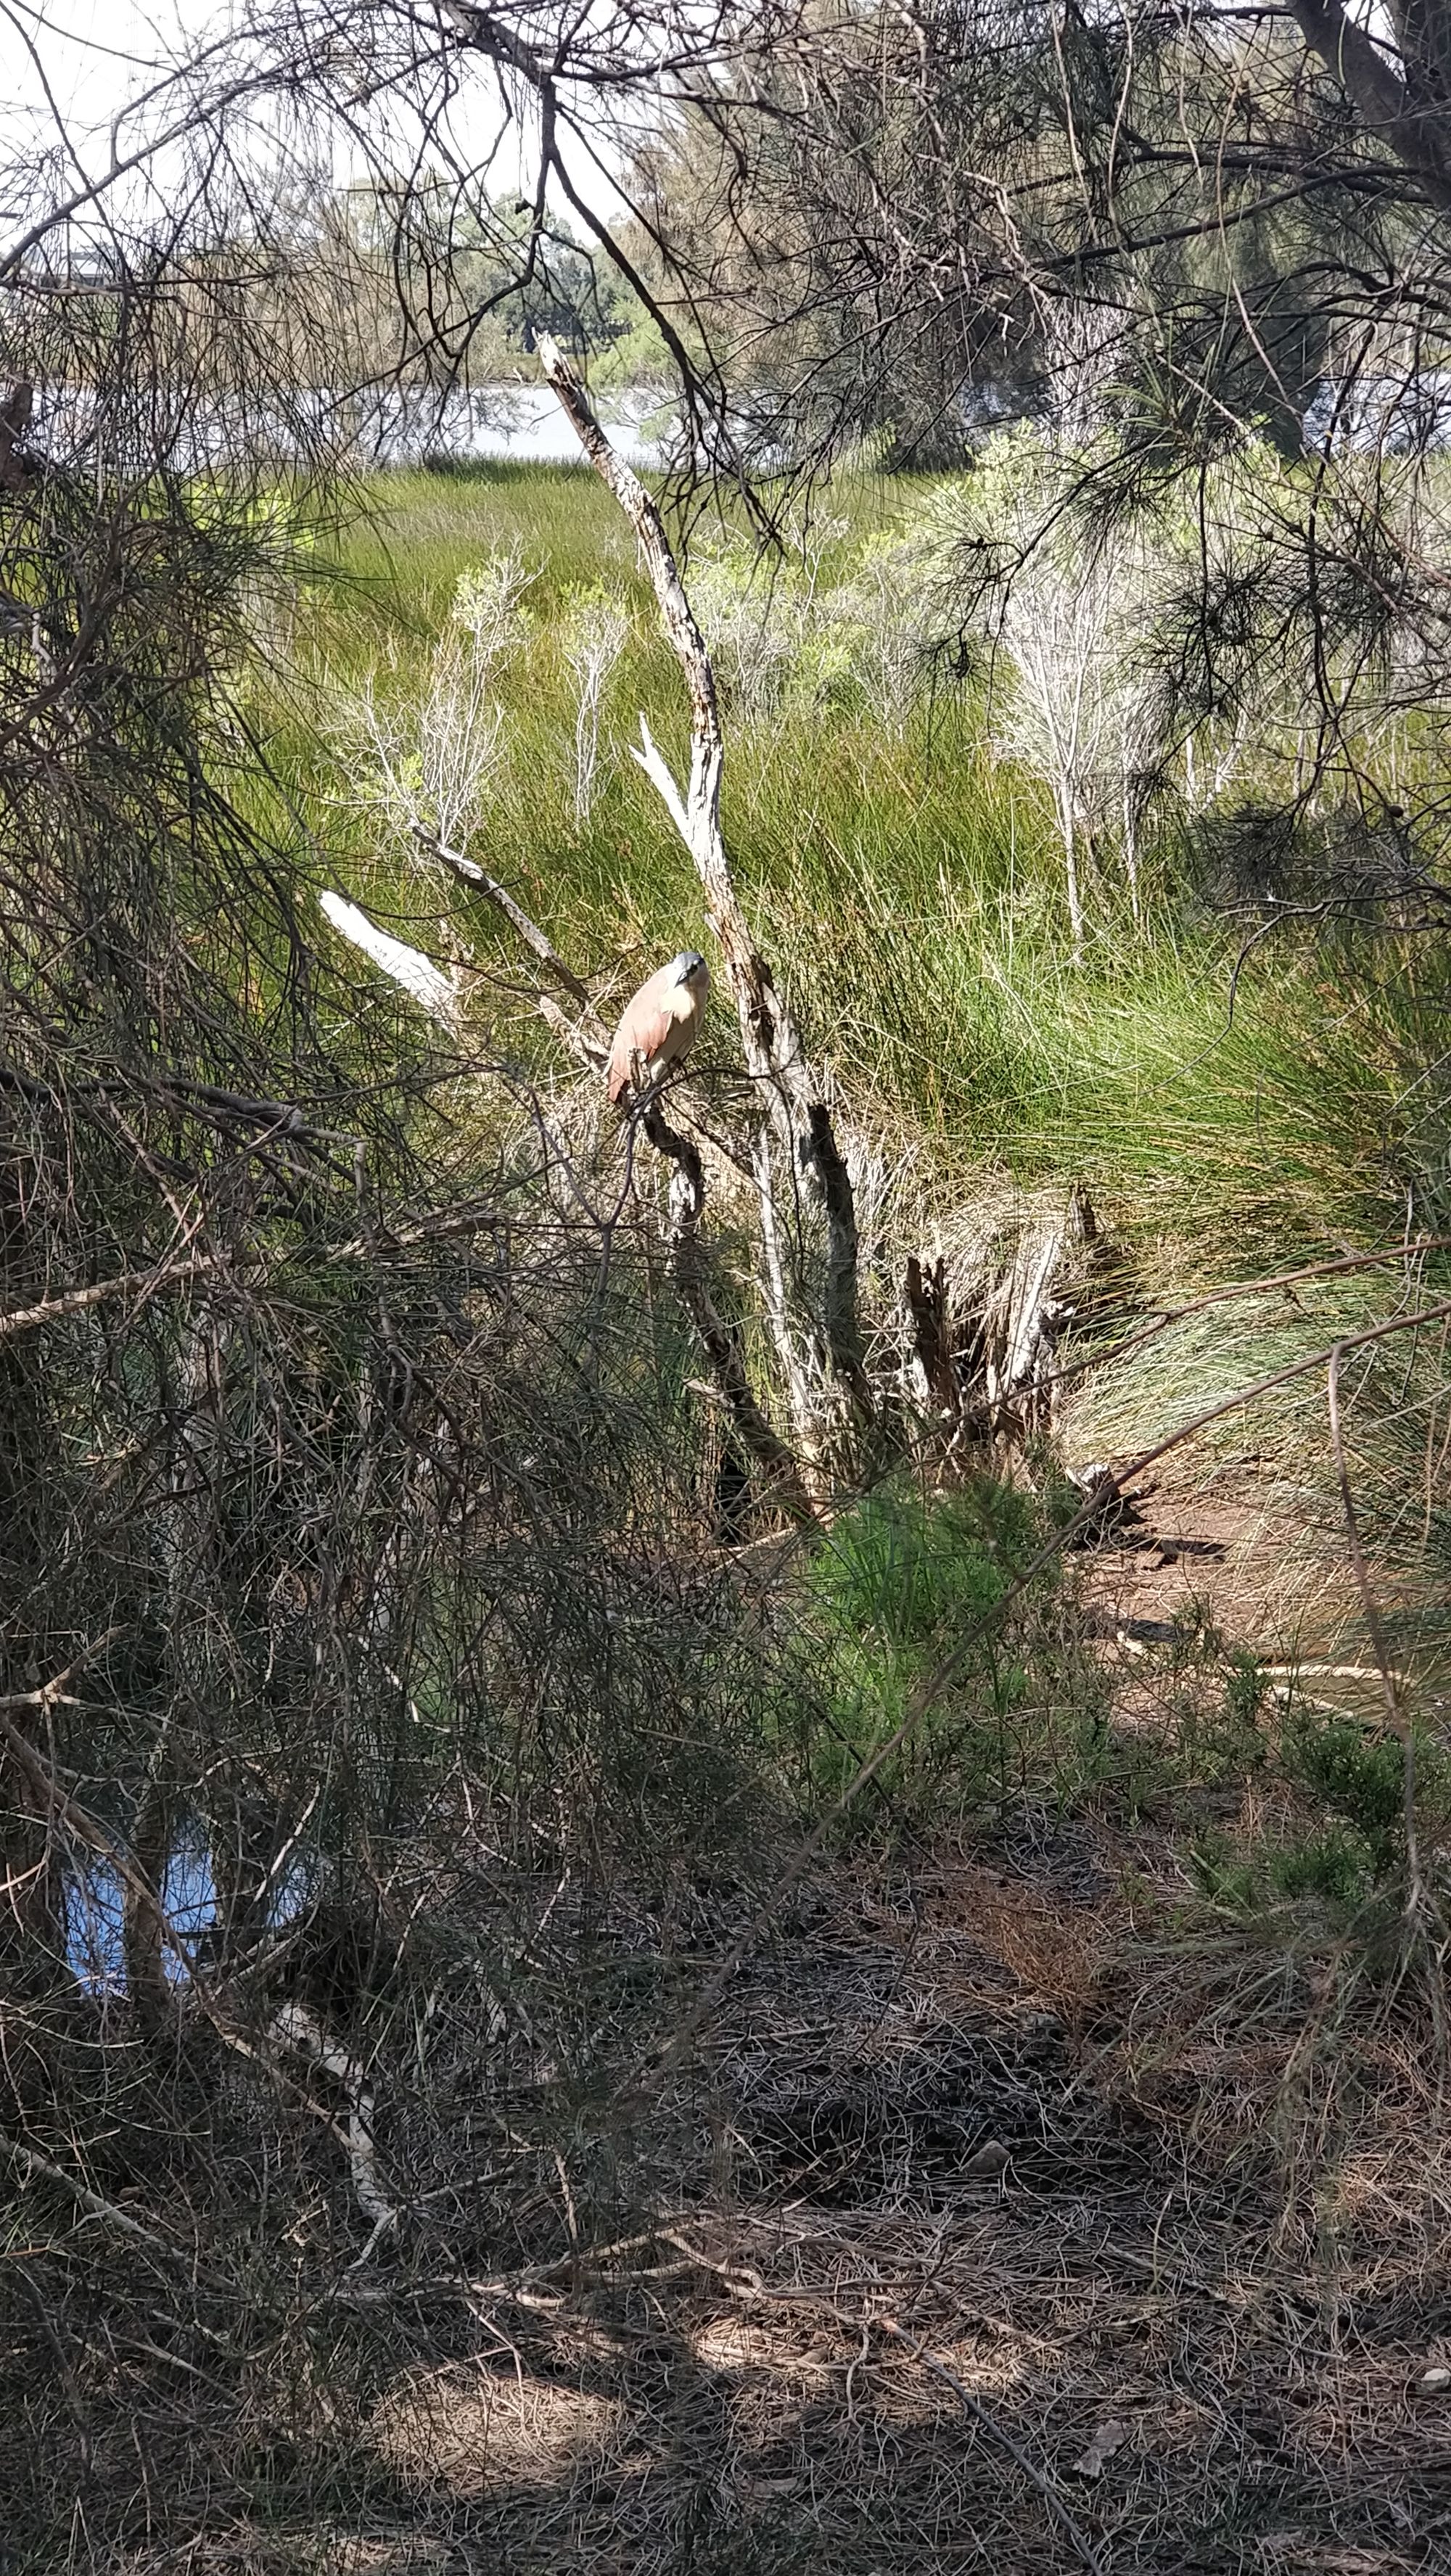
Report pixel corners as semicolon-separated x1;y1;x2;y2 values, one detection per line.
256;458;1451;1636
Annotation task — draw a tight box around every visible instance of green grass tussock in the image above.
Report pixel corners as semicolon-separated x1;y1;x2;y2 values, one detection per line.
276;465;1436;1252
781;1476;1104;1812
260;458;1451;1651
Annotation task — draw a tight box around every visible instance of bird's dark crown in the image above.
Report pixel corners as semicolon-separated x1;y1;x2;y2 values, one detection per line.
671;950;708;982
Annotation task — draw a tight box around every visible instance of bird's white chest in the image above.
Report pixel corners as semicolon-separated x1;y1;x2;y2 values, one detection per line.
662;982;702;1034
646;990;699;1071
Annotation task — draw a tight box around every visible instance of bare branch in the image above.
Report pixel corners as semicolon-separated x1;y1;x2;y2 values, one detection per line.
538;333;810;1102
318;889;459;1026
271;2002;398;2260
1283;0;1451;207
0;1254;234;1344
1;2133;190;2263
412;825;604;1023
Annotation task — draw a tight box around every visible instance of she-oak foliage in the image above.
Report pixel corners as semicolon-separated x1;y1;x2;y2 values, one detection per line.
4;26;1451;2562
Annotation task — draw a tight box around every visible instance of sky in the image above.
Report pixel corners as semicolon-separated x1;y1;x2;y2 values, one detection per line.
0;1;625;249
4;2;216;126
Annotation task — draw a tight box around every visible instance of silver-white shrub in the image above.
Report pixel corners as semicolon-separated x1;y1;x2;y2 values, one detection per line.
691;513;941;731
559;587;630;823
334;548;535;851
962;429;1176;943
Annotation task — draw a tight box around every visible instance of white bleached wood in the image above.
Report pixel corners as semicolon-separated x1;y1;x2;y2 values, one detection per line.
630;717;692;846
319;891;457;1028
271;2001;398;2258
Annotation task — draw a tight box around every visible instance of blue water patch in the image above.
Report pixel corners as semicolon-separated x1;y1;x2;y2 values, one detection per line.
64;1856;128;1996
65;1831;313;1993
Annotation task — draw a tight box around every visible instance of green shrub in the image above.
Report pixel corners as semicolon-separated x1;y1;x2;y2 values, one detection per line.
787;1477;1085;1811
1178;1645;1271;1785
1280;1706;1431;1878
811;1478;1037;1649
1189;1821;1374;1914
1188;1834;1265;1912
1270;1824;1374;1905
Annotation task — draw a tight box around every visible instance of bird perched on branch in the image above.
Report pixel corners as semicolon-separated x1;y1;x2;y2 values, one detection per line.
605;950;711;1106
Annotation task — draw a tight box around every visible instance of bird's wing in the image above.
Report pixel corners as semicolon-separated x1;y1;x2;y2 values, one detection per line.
606;977;681;1100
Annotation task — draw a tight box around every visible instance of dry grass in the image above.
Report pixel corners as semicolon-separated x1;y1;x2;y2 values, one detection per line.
371;2363;626;2496
10;1816;1448;2576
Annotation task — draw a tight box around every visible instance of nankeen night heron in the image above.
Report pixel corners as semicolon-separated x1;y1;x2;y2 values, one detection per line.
605;950;711;1105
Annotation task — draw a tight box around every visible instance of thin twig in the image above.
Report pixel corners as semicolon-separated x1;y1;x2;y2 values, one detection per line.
1044;1235;1451;1409
1326;1344;1431;1931
657;2230;1106;2576
876;2313;1108;2576
1;2135;189;2263
412;825;603;1022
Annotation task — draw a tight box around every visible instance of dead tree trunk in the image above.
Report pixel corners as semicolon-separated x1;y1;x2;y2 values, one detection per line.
638;1095;815;1521
538;336;867;1501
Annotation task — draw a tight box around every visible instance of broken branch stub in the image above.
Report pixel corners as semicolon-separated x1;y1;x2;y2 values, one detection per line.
538;334;866;1491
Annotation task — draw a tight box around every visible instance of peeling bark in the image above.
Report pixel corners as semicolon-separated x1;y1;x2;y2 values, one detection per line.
644;1098;816;1523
